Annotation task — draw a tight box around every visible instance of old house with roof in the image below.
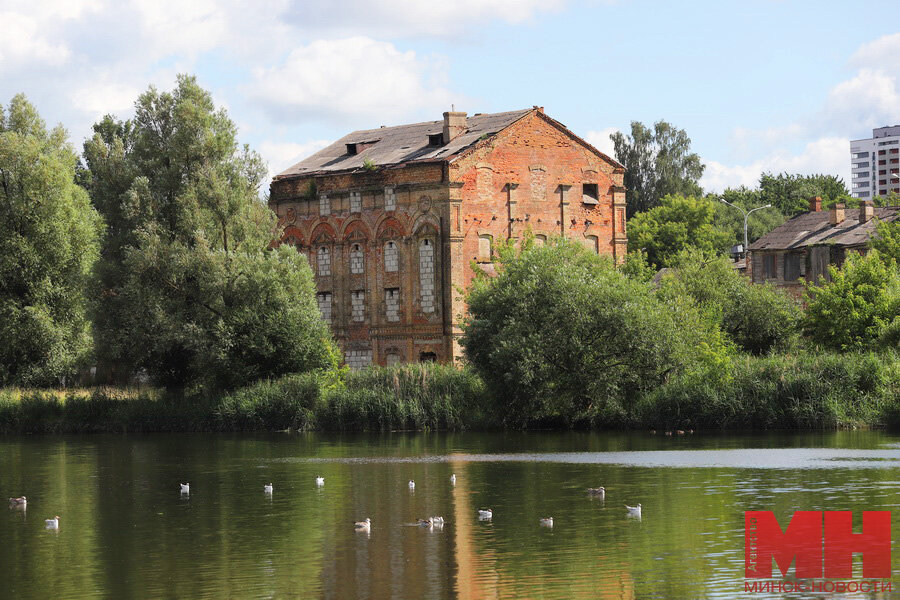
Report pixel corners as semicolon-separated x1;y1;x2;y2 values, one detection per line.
268;107;626;367
748;196;899;294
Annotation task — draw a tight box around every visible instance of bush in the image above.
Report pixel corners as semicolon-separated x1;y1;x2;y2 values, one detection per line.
638;351;899;430
462;239;731;428
803;250;900;351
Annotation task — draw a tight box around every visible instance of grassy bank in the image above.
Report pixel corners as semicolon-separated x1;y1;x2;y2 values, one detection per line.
636;351;900;430
0;364;490;434
1;353;897;434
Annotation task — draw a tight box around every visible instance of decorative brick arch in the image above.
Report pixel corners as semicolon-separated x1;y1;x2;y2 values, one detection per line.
281;225;305;247
375;215;406;240
310;222;337;245
411;214;440;238
340;218;373;242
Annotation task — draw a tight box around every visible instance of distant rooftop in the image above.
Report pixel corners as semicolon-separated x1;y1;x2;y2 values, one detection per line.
274;109;533;178
749;206;899;251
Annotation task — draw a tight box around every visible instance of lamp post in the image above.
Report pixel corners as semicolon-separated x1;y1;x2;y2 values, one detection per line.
718;199;772;258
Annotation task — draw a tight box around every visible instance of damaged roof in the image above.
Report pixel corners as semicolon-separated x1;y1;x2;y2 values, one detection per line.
749;207;899;251
274;109;532;178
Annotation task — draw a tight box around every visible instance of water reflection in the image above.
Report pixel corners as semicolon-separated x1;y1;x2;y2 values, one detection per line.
0;431;897;599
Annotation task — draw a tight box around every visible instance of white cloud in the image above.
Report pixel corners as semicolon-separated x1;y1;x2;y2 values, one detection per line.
71;80;141;117
823;68;900;133
281;0;568;37
850;32;900;73
260;140;332;177
0;12;71;71
584;127;619;158
701;137;849;192
249;37;457;123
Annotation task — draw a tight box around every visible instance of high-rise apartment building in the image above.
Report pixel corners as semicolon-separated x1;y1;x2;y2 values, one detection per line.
850;125;900;199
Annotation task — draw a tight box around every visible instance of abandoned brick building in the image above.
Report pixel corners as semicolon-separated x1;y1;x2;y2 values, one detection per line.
748;196;899;295
269;107;626;367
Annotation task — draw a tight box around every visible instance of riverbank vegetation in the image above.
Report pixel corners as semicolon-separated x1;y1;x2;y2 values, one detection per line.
1;80;898;434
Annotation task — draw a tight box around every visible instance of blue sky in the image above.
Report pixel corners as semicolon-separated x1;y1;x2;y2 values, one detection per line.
2;0;899;192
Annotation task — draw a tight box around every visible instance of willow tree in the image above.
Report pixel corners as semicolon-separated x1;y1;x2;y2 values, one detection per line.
0;95;103;386
83;76;336;390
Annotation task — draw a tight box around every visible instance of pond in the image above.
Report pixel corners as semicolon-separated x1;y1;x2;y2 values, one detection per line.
1;431;898;599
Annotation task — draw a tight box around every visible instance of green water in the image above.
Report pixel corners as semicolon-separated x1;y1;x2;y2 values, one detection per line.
1;431;898;599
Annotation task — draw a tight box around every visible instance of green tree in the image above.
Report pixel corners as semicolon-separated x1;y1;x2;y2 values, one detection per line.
869;218;900;266
461;239;731;427
82;75;336;389
0;95;103;386
759;172;848;217
711;187;785;248
611;120;705;218
659;250;802;355
627;195;732;269
803;250;900;351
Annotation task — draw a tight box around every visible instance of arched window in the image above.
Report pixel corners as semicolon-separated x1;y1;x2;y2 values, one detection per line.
419;238;435;313
384;240;399;272
316;292;332;323
385;350;401;366
317;246;331;276
584;235;599;254
534;234;547;247
350;243;364;274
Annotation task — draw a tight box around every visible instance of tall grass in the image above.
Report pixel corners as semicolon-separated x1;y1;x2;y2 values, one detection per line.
637;351;900;430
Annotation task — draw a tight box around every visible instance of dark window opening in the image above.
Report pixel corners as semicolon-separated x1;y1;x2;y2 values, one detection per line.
427;133;444;146
346;140;378;155
582;183;599;205
784;253;801;281
763;254;777;279
419;352;437;363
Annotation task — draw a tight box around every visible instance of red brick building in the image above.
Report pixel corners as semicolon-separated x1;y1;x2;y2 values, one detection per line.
269;108;626;367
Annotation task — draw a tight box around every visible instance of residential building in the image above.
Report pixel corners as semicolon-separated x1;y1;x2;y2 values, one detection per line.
268;107;626;367
748;196;898;295
850;125;900;199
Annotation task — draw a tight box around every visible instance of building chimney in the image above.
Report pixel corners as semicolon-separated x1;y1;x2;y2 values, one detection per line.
829;203;845;226
859;199;874;223
809;196;822;212
442;111;467;144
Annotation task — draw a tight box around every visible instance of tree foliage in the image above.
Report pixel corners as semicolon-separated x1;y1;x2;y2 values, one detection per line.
659;250;802;355
0;95;103;386
627;195;732;269
82;75;336;389
611;120;705;217
461;239;731;427
759;172;848;217
803;250;900;351
711;187;785;248
869;218;900;266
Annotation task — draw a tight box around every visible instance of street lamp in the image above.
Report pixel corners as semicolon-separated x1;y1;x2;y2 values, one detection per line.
718;199;773;258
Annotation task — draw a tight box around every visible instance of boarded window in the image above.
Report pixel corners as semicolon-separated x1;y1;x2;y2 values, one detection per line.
478;234;492;262
350;243;364;274
316;292;332;323
763;254;777;279
385;288;400;322
584;235;599;253
317;246;331;276
582;183;599;205
319;194;330;216
783;253;801;281
346;349;372;370
350;191;361;213
419;239;435;313
385;350;401;366
384;241;399;272
384;187;396;211
351;290;366;322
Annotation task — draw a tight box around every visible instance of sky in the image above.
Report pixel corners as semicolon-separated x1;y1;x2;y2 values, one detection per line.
1;0;899;193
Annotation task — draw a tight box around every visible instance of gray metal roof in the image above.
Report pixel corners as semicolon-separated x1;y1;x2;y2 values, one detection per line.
274;109;533;178
749;207;899;251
